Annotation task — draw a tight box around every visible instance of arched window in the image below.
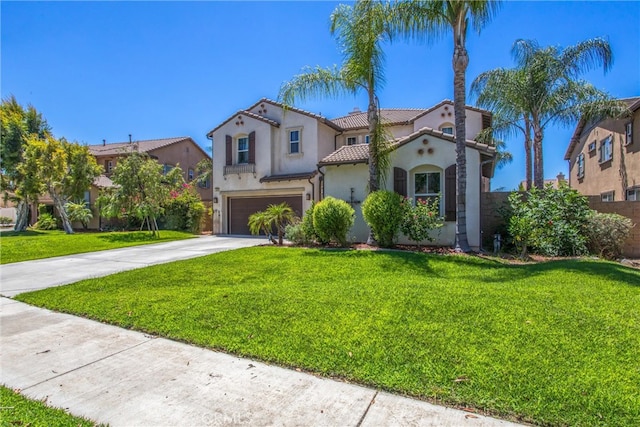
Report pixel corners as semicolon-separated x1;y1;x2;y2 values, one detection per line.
439;123;454;135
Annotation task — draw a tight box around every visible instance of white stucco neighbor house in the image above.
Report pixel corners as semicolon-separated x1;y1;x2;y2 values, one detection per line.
206;98;496;249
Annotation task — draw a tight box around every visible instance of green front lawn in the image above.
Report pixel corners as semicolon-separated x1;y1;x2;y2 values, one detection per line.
16;247;640;426
0;386;103;426
0;229;196;264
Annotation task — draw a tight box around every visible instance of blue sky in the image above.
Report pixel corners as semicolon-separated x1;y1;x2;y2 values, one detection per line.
2;1;639;190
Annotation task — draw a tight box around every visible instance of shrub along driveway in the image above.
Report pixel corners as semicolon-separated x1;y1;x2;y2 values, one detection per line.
14;247;640;426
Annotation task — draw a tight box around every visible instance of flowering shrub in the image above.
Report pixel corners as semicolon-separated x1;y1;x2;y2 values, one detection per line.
162;183;205;232
400;197;444;246
585;212;634;260
362;191;405;247
507;185;591;257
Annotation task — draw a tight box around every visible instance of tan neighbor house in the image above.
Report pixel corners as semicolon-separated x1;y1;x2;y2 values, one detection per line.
565;96;639;201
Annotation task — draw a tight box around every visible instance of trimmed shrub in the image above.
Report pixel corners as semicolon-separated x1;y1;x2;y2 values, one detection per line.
300;202;319;244
162;183;205;233
585;212;634;260
361;191;404;248
400;197;444;246
284;220;305;245
312;196;354;247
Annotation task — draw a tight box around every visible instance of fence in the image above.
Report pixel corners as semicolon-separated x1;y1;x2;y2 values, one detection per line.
481;192;640;258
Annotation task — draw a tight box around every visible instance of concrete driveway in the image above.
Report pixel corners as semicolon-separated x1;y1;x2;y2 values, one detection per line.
0;235;264;297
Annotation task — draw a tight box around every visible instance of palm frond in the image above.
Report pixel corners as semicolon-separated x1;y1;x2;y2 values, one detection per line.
278;66;356;107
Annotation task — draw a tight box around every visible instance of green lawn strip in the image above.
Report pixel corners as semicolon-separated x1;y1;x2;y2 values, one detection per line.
0;385;104;426
0;230;195;264
16;247;640;426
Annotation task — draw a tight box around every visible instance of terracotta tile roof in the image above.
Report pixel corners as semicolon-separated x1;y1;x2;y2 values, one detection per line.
206;109;280;136
251;98;344;131
87;136;207;157
318;144;370;165
331;109;427;130
319;127;496;166
259;171;317;183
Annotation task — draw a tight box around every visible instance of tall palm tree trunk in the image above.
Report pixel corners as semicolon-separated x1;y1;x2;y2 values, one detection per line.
453;44;471;253
524;115;533;191
366;90;380;245
532;120;544;189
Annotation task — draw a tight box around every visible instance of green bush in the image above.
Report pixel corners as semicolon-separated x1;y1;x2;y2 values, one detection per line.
507;185;591;257
33;212;58;230
284;220;305;245
300;202;319;244
313;196;354;247
585;212;634;260
162;183;205;233
65;201;93;229
362;191;404;247
400;197;444;246
0;216;12;225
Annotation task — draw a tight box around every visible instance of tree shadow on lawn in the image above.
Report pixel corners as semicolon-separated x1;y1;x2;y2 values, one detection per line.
96;232;160;243
458;257;640;287
0;230;47;238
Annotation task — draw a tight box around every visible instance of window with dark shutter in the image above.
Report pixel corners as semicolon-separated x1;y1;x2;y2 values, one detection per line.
225;135;232;166
444;164;456;221
393;167;407;197
248;131;256;164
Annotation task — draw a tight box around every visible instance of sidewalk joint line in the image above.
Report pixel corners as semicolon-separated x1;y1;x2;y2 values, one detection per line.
22;338;155;391
356;390;378;427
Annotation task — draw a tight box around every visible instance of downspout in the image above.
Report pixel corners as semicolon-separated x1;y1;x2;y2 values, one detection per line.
206;132;215;234
317;165;325;200
307;175;315;202
567;159;571;188
479;158;495;252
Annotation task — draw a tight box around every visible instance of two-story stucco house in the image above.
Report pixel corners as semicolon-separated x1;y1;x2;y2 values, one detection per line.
207;98;495;249
565;96;639;201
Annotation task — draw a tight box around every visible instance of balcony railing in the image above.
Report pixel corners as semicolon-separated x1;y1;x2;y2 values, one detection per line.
223;163;255;176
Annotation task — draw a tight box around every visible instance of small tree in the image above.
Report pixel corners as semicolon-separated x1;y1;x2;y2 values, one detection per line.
247;202;295;245
400;197;444;247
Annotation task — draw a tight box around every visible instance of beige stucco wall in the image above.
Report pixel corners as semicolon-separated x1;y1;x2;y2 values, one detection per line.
568;109;639;200
413;105;484;139
324;135;482;248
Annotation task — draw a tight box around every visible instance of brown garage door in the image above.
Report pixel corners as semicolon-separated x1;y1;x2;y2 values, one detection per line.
228;195;303;235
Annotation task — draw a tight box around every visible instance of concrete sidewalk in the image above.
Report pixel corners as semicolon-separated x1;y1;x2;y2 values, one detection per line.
1;298;522;427
1;236;523;426
0;235;264;297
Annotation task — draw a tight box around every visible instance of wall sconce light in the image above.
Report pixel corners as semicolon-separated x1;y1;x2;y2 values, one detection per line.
306;193;311;201
213;197;219;203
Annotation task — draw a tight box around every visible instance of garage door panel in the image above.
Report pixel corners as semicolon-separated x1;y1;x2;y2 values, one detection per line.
229;196;302;235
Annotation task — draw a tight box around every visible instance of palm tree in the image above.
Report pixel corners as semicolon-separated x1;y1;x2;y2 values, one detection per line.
391;0;501;252
472;68;534;189
279;0;393;244
248;203;295;245
476;38;627;189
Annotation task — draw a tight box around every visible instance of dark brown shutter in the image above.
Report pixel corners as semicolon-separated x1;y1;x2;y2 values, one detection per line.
393;167;407;197
444;164;456;222
225;135;232;166
248;131;256;164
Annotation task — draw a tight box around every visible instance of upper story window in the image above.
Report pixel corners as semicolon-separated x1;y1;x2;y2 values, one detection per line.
365;135;370;144
289;129;301;154
625;122;633;146
588;141;596;152
599;135;612;163
347;136;357;146
162;164;174;175
105;160;113;174
238;136;249;164
440;124;454;135
188;168;194;181
199;177;211;189
576;153;585;179
414;171;441;211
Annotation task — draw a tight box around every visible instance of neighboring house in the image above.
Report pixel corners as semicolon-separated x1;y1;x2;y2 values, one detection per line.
519;173;567;190
80;136;212;230
207;98;495;248
565;96;639;201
